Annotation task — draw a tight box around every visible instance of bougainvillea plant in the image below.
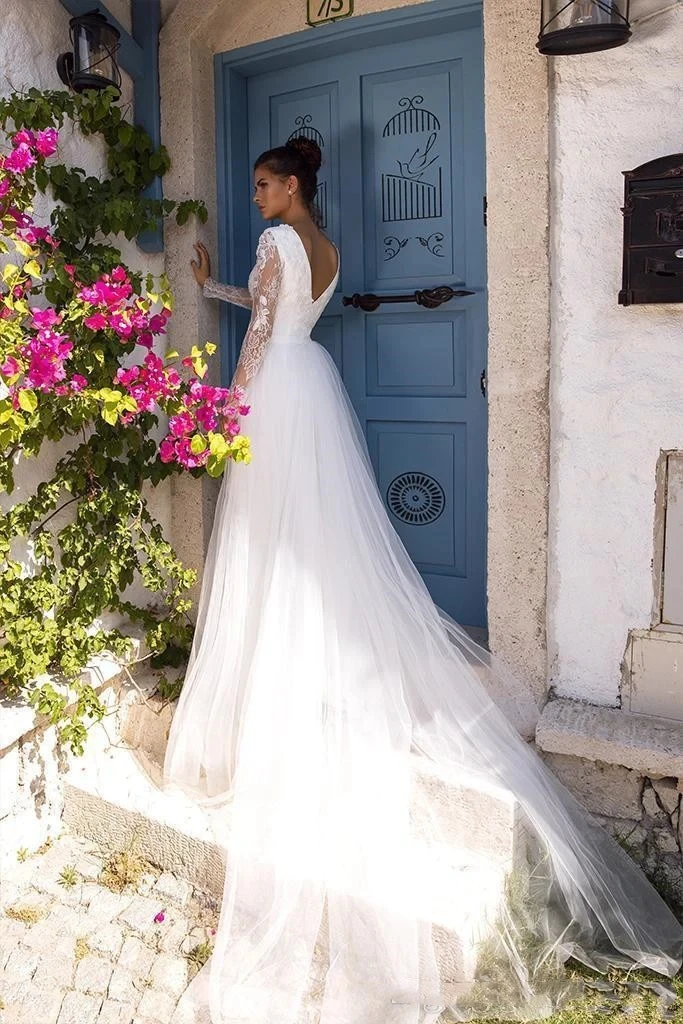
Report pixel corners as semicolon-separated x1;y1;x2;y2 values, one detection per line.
0;88;250;754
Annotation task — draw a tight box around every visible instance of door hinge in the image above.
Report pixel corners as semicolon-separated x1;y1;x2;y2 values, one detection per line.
483;195;487;228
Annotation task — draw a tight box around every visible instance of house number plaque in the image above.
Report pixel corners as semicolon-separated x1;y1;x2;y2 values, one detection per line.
307;0;353;26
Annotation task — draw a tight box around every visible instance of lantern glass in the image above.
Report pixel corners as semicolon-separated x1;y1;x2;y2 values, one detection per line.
537;0;631;54
70;12;121;93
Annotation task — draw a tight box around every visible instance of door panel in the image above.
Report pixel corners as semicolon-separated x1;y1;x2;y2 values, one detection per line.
245;21;487;626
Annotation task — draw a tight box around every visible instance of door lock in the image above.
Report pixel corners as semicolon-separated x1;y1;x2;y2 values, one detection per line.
480;369;487;397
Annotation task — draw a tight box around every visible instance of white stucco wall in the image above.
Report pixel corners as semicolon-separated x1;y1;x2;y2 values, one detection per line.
1;0;171;613
547;8;683;704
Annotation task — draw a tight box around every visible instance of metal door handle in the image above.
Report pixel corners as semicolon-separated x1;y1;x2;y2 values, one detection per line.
342;285;474;312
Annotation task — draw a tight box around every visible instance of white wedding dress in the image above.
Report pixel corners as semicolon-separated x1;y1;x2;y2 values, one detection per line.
162;223;683;1024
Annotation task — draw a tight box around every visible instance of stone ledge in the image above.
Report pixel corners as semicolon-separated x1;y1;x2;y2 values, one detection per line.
536;698;683;778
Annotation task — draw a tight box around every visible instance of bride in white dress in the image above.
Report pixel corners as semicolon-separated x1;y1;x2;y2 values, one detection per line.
162;136;683;1024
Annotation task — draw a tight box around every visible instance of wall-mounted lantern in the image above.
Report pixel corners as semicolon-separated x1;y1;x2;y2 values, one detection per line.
537;0;631;54
57;10;122;95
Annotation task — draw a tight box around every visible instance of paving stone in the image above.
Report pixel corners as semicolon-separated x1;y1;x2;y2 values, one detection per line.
136;874;158;899
0;919;32;968
22;916;80;953
83;888;136;927
31;939;77;988
31;874;87;907
0;981;28;1011
158;920;189;955
3;946;40;982
135;988;177;1022
75;954;115;996
117;937;156;978
97;1001;136;1024
45;903;89;937
56;991;102;1024
11;980;65;1024
152;874;192;910
5;890;53;916
117;896;166;938
107;966;144;1007
73;854;106;883
148;953;188;999
85;921;126;959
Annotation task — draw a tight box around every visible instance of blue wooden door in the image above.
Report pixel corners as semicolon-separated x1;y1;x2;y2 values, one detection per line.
246;23;487;627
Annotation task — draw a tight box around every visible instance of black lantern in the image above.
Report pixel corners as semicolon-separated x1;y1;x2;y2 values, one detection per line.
57;10;122;94
537;0;631;54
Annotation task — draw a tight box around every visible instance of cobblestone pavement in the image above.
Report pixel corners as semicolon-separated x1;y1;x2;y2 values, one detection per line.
0;830;220;1024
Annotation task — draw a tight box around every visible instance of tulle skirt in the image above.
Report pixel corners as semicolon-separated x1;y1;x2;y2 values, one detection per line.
161;337;683;1024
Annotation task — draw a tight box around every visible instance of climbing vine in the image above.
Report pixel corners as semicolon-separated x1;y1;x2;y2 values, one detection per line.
0;88;250;754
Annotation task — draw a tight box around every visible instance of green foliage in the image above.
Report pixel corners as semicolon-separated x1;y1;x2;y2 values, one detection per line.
0;88;207;754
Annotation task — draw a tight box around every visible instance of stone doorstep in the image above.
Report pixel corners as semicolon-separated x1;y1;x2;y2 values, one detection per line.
536;697;683;777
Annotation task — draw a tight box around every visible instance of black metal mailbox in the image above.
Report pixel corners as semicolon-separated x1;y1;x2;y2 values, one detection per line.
619;154;683;306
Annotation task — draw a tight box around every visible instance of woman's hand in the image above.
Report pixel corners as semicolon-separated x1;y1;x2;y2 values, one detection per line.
191;241;211;287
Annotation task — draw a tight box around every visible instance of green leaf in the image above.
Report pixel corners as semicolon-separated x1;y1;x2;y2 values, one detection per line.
24;259;42;279
17;390;37;413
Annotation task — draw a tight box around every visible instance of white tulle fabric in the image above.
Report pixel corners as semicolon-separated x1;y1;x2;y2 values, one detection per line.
162;223;683;1024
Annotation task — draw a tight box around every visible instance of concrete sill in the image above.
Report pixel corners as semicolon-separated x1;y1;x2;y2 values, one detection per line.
536;698;683;778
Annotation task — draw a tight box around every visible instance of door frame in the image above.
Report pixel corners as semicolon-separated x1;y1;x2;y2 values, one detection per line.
213;0;483;375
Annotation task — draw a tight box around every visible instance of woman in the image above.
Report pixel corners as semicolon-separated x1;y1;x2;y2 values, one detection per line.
163;137;683;1024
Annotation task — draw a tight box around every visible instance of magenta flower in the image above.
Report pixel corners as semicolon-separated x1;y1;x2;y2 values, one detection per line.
34;129;58;157
169;412;194;437
12;129;35;147
159;439;175;464
0;178;10;199
30;308;61;329
1;357;21;377
84;313;108;331
5;144;36;175
70;375;88;392
108;313;133;338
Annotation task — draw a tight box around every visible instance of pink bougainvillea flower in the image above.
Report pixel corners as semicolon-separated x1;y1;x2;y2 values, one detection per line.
137;331;154;349
0;178;10;199
110;266;128;283
64;264;76;277
34;128;59;157
30;307;61;329
70;374;88;392
159;439;176;464
168;411;194;437
84;312;108;331
12;129;35;148
1;357;21;377
4;144;36;175
53;384;70;396
153;909;166;924
108;313;133;338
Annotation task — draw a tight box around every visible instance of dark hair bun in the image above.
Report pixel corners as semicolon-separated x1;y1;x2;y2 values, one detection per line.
287;136;322;174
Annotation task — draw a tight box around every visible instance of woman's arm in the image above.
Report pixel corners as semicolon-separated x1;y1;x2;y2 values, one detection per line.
191;241;252;309
231;230;283;389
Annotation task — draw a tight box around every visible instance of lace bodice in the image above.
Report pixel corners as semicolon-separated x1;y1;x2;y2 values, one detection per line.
203;224;339;386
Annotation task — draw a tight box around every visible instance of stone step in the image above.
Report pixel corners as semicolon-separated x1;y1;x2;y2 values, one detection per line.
63;679;526;993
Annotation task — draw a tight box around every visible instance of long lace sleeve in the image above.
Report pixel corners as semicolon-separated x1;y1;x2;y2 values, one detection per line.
232;231;283;388
203;277;252;309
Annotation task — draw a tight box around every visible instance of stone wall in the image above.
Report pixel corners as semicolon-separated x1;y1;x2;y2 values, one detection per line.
542;751;683;914
546;7;683;705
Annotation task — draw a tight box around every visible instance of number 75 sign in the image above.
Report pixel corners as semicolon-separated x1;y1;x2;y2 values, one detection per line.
307;0;353;26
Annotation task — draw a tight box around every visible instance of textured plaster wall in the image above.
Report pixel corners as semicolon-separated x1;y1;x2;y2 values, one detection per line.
547;9;683;704
0;0;171;614
160;0;552;688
